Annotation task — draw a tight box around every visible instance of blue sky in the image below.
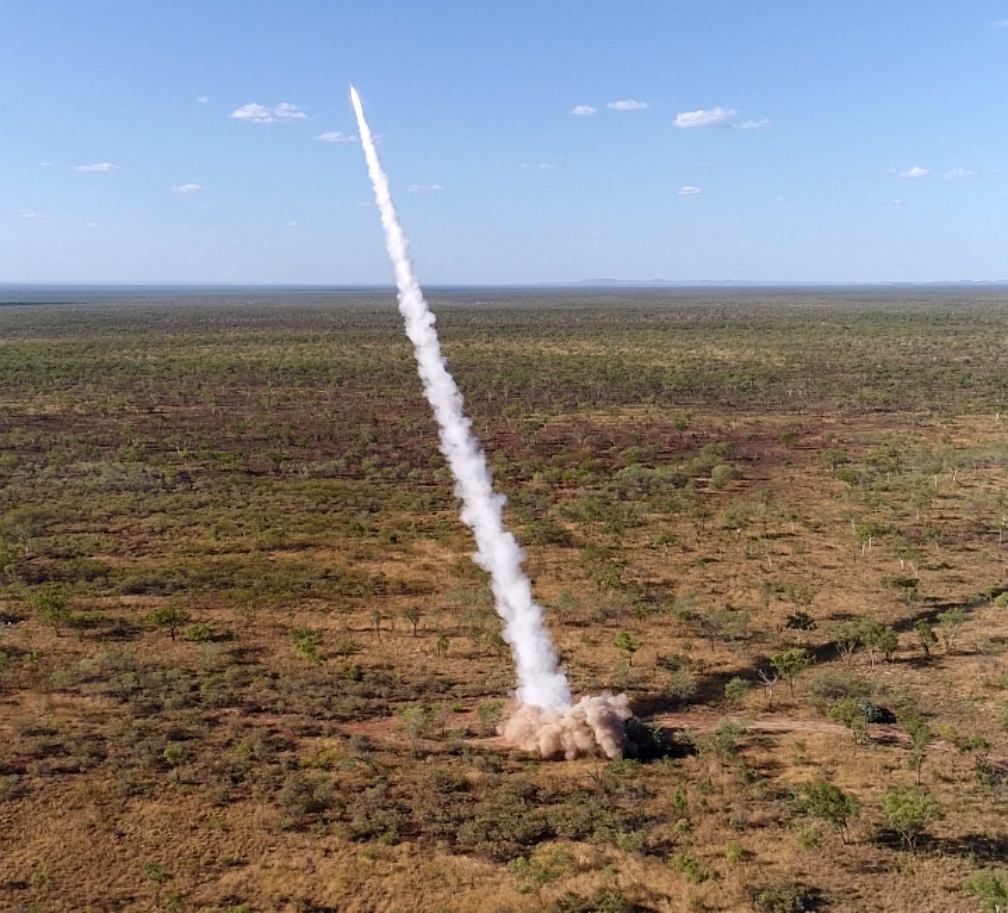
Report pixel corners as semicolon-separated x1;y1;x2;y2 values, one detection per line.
2;1;1007;284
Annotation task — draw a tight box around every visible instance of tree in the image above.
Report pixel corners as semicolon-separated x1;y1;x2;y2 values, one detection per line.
828;698;869;745
876;625;899;663
834;622;861;664
770;648;813;697
402;606;422;637
399;705;428;757
758;667;782;710
880;787;941;852
30;587;69;635
613;630;642;667
857;618;897;666
937;607;965;654
796;777;861;844
914;619;937;659
900;713;931;785
149;605;191;642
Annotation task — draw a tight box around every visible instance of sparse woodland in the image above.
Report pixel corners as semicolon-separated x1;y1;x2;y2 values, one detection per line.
1;288;1008;912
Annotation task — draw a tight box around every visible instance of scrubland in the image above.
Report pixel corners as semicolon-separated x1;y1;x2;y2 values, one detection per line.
1;287;1007;912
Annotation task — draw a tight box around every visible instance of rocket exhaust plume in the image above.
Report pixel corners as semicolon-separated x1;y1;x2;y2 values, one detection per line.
350;87;632;758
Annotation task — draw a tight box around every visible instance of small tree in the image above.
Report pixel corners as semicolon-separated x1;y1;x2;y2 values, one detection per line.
828;698;869;745
399;705;428;757
613;630;642;667
796;777;861;844
857;618;896;667
880;787;941;853
900;713;931;786
402;606;422;637
758;667;782;710
149;605;191;642
770;648;813;697
876;625;898;662
937;607;965;654
834;622;861;664
30;587;69;635
914;619;937;659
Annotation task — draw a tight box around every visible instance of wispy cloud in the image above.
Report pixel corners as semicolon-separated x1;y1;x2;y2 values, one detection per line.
197;95;209;104
738;118;769;130
677;186;702;196
673;107;737;128
231;102;306;124
893;166;930;179
571;105;597;116
171;184;203;194
520;162;555;170
993;18;1008;27
316;131;356;143
75;162;118;172
20;211;49;218
607;99;648;111
942;167;976;180
407;184;444;193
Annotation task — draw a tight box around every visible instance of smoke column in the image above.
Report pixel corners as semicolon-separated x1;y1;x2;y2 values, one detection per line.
350;87;631;756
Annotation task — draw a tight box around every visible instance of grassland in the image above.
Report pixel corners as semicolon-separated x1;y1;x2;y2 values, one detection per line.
1;287;1007;912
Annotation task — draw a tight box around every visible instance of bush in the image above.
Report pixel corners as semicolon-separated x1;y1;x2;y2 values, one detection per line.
963;869;1008;912
880;787;941;851
751;881;813;913
724;676;751;707
795;777;860;842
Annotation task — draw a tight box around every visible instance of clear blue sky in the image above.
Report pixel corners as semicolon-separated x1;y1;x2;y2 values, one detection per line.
2;1;1007;284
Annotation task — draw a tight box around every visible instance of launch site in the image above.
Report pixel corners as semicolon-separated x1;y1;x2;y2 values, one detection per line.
3;3;1008;912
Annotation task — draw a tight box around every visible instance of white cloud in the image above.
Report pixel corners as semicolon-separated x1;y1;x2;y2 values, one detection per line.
20;211;49;218
316;131;356;143
895;166;929;179
994;18;1008;27
942;167;975;180
673;106;737;128
231;102;306;124
274;102;305;120
171;184;203;193
677;186;702;195
571;105;596;116
520;162;554;170
738;118;769;130
607;99;648;111
75;162;118;172
40;161;50;167
407;184;444;192
197;95;209;104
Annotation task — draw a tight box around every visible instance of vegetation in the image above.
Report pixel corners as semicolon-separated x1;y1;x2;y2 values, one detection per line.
0;288;1007;911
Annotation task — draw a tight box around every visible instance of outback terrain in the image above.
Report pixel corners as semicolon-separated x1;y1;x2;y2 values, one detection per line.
1;288;1007;913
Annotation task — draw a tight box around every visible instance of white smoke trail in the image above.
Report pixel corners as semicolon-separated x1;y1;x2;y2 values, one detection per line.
349;88;634;758
350;86;570;711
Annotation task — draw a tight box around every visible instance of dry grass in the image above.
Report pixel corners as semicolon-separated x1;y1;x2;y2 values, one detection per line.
1;290;1007;912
